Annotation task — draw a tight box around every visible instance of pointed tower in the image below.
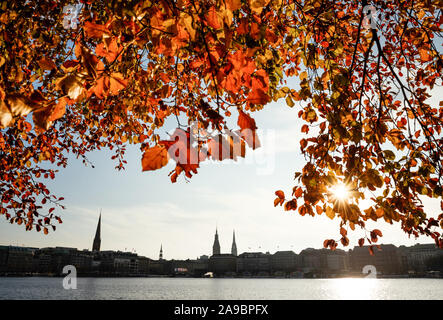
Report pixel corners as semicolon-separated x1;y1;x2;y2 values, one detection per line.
92;212;101;252
212;227;221;256
159;244;163;260
231;230;237;256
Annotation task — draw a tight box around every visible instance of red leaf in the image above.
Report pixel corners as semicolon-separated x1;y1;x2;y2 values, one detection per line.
237;109;257;131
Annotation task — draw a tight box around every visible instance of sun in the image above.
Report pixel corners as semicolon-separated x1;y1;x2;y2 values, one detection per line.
329;182;350;201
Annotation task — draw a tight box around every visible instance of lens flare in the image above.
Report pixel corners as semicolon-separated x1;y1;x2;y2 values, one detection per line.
330;182;350;201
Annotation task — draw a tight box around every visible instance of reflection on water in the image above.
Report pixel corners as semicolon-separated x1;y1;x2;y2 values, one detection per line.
331;278;378;300
0;277;442;300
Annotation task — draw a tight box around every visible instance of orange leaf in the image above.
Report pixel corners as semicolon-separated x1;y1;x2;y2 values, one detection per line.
247;87;269;105
48;97;68;122
84;21;110;39
109;73;128;95
293;187;303;198
226;0;242;11
275;190;285;199
142;145;170;171
96;38;120;63
206;6;222;29
237;109;257;131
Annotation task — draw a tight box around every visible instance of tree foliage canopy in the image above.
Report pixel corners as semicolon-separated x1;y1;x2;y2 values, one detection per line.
0;0;442;251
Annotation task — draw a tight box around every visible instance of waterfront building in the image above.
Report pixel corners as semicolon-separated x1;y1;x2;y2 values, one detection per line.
208;254;237;276
349;244;403;275
399;243;443;273
237;252;271;276
299;248;322;273
270;251;298;274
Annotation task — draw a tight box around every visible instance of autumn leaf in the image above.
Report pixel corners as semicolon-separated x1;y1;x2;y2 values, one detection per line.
237;109;257;131
96;38;121;63
225;0;242;11
275;190;285;199
284;199;297;211
249;0;271;14
206;6;222;30
56;74;85;100
48;97;69;122
274;190;285;207
38;57;57;71
142;145;170;171
0;100;12;128
109;73;128;95
83;21;110;39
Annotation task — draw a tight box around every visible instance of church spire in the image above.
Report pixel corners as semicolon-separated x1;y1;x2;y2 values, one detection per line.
231;230;237;256
159;244;163;260
212;227;221;256
92;211;101;252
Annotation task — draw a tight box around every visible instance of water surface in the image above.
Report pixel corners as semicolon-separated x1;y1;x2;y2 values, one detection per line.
0;277;442;300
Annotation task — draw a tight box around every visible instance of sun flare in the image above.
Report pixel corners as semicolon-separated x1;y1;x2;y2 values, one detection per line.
329;182;350;201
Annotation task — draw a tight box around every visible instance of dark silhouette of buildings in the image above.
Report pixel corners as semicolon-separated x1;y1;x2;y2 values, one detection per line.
1;218;442;278
349;244;403;275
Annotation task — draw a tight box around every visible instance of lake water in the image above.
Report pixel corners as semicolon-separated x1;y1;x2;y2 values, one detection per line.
0;277;442;300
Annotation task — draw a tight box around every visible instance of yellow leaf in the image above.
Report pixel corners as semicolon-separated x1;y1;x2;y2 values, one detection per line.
181;13;196;41
249;0;271;14
326;206;335;219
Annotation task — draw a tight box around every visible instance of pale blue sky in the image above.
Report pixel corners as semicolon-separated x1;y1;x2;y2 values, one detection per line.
0;89;441;260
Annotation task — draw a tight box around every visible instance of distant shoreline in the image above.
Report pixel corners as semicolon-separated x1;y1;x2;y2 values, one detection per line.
1;274;442;279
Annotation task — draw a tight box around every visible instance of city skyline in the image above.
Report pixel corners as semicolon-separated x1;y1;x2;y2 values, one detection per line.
0;211;439;262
